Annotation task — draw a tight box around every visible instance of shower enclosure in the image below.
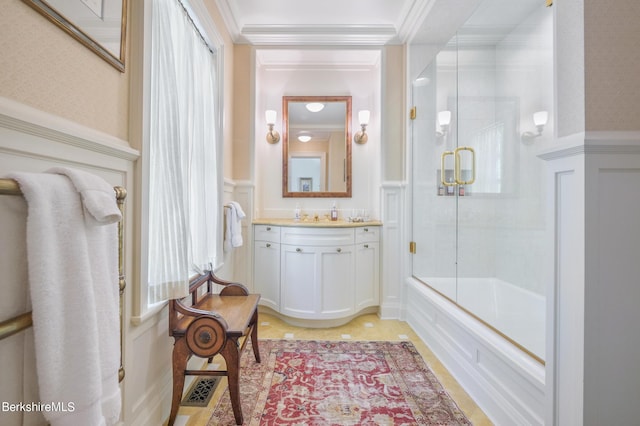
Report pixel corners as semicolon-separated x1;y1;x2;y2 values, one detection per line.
410;0;553;362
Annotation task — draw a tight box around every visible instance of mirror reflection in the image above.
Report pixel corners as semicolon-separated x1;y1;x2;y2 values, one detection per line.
283;96;352;198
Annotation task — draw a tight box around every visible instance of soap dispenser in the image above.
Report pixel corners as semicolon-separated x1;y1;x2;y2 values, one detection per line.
330;201;338;221
294;203;301;221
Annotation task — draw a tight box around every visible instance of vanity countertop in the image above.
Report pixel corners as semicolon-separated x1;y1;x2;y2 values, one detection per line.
253;218;382;228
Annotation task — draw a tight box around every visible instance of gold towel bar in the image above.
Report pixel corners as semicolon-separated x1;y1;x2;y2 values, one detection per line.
0;177;127;382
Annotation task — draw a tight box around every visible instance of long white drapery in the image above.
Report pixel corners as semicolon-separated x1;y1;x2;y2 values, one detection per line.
148;0;220;304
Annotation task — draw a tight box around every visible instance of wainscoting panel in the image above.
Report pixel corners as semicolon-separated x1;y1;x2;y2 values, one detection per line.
582;136;640;426
406;279;545;426
380;182;405;318
0;97;138;425
229;181;254;288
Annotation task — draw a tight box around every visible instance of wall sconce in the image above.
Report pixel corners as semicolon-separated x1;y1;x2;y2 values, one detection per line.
521;110;548;143
265;110;280;144
353;110;370;144
436;110;451;140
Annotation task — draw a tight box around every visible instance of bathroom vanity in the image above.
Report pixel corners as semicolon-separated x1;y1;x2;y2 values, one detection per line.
253;219;381;325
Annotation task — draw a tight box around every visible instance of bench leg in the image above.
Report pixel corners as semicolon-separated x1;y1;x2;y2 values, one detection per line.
251;310;261;363
222;339;243;425
169;339;190;426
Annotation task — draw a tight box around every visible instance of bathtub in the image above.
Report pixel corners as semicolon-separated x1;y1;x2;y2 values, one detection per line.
405;277;545;425
424;276;545;360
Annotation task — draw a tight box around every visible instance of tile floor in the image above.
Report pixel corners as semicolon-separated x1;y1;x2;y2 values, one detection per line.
171;312;493;425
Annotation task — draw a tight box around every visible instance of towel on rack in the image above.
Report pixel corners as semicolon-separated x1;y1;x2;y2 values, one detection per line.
48;166;122;224
9;170;121;426
224;201;245;251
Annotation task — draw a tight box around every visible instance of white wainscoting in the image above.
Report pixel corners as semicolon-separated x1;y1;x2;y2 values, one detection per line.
228;181;254;288
539;136;585;426
405;279;546;425
380;182;405;319
539;132;640;426
0;97;140;425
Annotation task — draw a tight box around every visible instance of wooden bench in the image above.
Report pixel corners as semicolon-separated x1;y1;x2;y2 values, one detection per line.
168;271;261;425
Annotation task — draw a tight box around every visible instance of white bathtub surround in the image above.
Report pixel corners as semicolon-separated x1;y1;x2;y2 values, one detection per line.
419;277;545;360
406;278;545;425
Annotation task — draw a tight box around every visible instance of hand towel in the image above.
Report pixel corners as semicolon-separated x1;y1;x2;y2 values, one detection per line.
224;201;245;251
48;167;121;224
9;170;121;426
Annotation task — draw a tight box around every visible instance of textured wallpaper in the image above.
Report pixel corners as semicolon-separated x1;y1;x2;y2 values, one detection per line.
556;0;586;137
585;0;640;131
0;1;130;141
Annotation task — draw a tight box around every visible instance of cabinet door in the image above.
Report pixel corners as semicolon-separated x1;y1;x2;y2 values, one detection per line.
319;246;354;318
355;241;379;310
253;241;280;310
280;245;318;318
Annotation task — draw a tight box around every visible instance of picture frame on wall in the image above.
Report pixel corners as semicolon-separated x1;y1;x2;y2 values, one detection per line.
300;177;312;192
22;0;127;72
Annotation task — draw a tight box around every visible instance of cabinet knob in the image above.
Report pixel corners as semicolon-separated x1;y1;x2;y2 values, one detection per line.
364;244;369;248
364;228;369;232
296;248;302;252
266;243;271;248
266;227;271;231
336;248;342;253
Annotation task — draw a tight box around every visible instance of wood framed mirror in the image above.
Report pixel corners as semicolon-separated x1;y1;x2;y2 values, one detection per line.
283;96;352;198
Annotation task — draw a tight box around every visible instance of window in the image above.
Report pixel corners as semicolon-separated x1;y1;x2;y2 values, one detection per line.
143;0;224;307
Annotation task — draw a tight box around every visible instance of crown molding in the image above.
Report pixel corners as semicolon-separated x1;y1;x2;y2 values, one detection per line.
213;0;430;46
255;48;382;71
397;0;438;43
238;24;398;46
214;0;240;42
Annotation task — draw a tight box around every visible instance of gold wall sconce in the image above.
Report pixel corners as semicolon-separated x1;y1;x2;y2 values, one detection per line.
265;110;280;144
521;110;548;143
436;110;451;141
353;110;370;144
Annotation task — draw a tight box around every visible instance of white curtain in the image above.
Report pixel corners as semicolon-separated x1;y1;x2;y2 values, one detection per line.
148;0;220;304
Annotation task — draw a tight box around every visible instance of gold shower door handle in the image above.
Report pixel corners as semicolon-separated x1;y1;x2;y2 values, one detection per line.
455;146;476;185
441;151;456;186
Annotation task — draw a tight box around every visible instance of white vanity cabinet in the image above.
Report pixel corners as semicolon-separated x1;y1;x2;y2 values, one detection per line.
252;221;381;322
280;227;355;319
354;226;380;311
253;225;281;311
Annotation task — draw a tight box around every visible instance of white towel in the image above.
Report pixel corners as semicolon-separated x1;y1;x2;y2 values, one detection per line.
224;201;245;251
48;166;122;224
9;170;122;426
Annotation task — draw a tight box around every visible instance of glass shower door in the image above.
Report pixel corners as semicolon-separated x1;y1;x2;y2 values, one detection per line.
411;0;552;362
411;39;459;301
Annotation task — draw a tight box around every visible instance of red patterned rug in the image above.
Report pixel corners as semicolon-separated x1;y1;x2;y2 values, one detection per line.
208;340;472;425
